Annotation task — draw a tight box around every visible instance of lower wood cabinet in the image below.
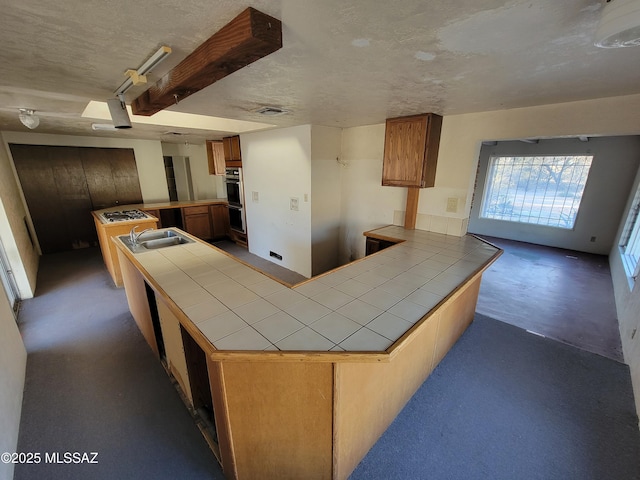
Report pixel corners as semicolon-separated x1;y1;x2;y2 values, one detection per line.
210;204;230;240
182;204;231;241
184;211;213;240
142;209;161;227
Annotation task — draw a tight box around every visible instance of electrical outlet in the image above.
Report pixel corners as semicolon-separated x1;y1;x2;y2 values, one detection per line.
290;197;299;211
252;191;259;203
446;197;458;213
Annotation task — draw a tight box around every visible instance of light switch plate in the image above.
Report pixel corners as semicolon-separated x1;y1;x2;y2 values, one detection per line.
252;191;259;203
290;197;299;211
446;197;458;213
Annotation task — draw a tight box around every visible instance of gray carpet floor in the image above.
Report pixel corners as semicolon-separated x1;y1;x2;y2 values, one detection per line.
350;314;640;479
14;247;640;479
15;248;224;480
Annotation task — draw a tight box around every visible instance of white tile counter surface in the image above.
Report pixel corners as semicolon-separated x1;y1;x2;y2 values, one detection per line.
128;226;499;352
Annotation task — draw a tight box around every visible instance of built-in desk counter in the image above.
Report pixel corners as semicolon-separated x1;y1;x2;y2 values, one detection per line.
114;226;501;480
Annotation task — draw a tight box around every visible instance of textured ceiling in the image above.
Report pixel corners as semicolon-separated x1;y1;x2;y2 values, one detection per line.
1;0;639;143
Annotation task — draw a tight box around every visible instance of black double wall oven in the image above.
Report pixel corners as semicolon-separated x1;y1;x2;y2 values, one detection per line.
224;168;246;234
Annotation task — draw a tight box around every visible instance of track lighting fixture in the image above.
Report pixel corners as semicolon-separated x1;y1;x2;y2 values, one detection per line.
106;94;132;129
114;46;172;95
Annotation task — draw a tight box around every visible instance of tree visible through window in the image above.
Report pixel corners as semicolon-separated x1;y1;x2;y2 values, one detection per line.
480;155;593;229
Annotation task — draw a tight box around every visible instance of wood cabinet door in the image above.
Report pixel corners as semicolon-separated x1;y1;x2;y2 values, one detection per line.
382;115;428;187
210;204;230;239
11;144;95;253
10;144;143;253
81;147;142;209
184;213;213;240
382;114;442;188
223;136;242;164
206;141;226;175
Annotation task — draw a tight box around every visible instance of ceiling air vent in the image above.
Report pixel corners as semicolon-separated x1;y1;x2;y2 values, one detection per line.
256;106;289;116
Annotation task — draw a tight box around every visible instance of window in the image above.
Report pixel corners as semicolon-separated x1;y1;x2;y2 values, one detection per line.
480;155;593;229
619;183;640;285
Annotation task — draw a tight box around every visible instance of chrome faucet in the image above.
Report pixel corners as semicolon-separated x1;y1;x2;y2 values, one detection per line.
130;226;153;246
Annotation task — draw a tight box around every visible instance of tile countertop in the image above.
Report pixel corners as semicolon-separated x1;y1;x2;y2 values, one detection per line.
123;225;500;353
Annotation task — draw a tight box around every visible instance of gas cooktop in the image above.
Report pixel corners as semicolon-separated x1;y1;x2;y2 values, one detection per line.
100;209;152;223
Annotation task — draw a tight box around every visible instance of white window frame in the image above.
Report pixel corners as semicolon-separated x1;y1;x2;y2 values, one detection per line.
479;154;593;230
619;183;640;288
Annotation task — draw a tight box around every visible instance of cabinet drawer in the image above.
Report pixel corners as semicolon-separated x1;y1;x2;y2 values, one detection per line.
183;205;209;216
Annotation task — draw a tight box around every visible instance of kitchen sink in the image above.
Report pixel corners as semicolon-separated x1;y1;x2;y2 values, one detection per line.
120;228;193;252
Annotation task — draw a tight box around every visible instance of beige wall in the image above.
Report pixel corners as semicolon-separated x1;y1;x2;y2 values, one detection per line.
0;283;27;480
242;125;314;277
311;126;342;275
338;124;405;263
0;133;38;297
161;142;225;200
610;165;640;419
339;94;640;260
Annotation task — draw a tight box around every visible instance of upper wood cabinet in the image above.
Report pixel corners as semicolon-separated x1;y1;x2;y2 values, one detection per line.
206;141;226;175
382;113;443;188
223;135;242;167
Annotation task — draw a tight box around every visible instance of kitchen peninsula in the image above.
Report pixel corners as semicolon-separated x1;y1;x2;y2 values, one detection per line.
93;200;229;286
113;225;501;480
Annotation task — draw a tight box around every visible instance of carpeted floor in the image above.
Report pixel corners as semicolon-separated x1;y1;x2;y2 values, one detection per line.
475;236;622;362
15;248;224;480
14;248;640;480
350;314;640;480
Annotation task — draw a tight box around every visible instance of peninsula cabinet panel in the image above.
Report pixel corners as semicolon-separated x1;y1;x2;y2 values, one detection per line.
219;362;333;480
156;296;193;404
433;273;481;366
117;249;159;357
382;113;443;188
333;313;440;480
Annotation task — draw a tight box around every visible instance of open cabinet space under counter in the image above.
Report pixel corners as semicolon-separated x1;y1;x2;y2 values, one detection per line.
113;226;501;480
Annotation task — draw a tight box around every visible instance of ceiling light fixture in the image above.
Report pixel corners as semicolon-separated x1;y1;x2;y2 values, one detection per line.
106;94;132;129
595;0;640;48
18;109;39;129
91;123;118;131
115;45;172;95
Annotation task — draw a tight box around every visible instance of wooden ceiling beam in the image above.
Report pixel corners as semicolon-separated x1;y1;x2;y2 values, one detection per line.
131;7;282;116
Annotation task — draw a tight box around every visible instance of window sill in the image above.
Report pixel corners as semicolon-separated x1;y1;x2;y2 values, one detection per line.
619;247;638;291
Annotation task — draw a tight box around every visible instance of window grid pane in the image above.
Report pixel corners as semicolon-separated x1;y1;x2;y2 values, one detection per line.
480;155;593;229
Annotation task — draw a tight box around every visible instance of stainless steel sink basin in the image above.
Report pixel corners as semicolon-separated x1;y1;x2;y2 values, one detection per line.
120;228;193;252
136;230;181;241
